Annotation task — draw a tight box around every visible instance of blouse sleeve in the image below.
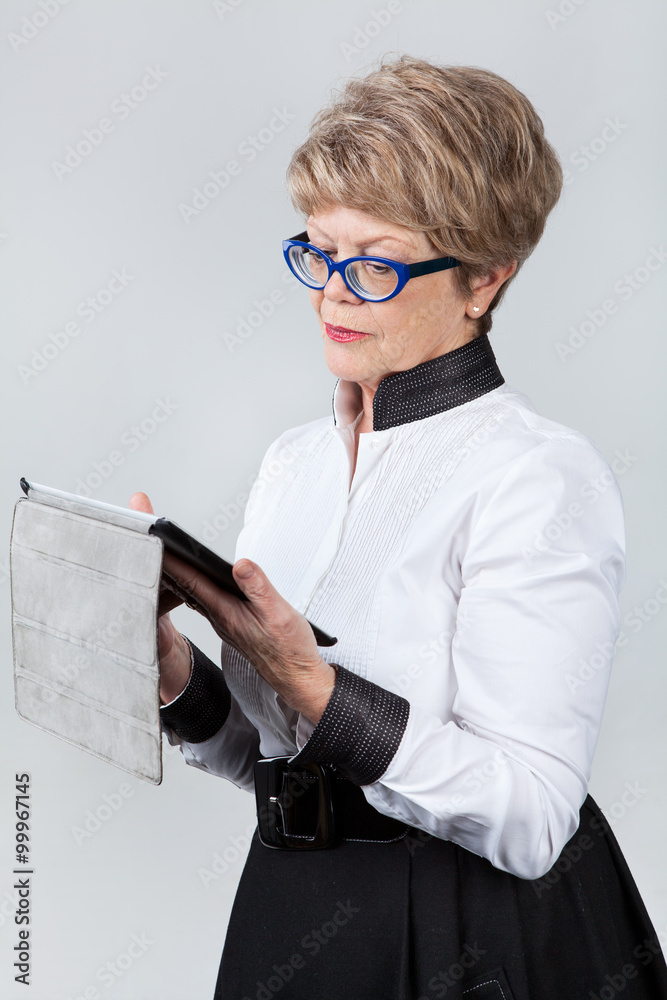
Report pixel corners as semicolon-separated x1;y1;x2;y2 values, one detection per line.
160;640;262;792
295;435;626;879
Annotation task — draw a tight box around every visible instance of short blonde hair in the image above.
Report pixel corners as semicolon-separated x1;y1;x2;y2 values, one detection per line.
286;56;563;335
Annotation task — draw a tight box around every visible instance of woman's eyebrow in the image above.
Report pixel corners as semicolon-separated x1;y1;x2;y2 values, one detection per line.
359;235;414;251
306;225;415;252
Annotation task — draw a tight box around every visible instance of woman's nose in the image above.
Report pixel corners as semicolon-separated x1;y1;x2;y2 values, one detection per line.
322;269;363;303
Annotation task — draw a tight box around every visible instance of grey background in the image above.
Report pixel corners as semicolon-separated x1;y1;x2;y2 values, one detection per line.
1;1;666;997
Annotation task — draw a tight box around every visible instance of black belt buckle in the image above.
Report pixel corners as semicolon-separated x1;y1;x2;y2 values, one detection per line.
254;756;337;850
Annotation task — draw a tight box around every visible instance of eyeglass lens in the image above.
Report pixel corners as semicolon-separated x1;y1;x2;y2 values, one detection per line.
288;245;399;300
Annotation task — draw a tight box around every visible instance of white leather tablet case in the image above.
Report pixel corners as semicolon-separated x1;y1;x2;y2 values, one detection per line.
10;495;164;784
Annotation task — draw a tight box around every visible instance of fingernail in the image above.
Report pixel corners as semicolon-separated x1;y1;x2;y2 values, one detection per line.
235;561;254;580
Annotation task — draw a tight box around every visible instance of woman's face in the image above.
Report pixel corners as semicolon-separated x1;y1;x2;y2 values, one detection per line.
306;205;474;392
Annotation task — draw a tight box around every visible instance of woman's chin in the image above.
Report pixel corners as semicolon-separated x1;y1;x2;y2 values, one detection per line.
322;337;376;382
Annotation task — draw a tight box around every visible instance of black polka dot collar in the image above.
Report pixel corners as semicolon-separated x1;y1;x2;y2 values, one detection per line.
333;334;505;432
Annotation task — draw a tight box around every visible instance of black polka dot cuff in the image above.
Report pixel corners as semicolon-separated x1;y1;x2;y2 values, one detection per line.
159;639;231;743
294;665;410;786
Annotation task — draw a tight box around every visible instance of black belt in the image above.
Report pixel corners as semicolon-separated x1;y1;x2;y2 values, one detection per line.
254;756;408;850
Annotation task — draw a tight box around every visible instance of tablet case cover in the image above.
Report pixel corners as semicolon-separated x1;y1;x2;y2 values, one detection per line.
10;495;164;784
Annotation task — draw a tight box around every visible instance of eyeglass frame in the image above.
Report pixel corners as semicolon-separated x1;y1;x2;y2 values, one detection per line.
282;231;462;303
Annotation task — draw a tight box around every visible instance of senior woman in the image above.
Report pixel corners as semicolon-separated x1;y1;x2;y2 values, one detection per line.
132;59;667;999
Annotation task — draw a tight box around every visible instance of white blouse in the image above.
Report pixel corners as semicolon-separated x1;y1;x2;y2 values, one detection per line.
165;345;625;880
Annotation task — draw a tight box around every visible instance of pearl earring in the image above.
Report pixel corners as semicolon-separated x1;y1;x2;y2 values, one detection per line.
472;306;480;312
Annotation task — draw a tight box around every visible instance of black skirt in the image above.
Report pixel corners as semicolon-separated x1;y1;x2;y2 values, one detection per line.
214;795;667;1000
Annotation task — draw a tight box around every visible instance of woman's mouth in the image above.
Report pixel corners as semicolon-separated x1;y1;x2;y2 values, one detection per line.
324;323;370;342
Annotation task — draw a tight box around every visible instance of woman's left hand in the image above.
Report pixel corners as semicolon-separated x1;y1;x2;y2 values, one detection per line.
161;552;336;724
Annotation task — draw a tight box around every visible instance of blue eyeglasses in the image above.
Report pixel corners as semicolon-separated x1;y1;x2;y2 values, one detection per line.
282;231;461;303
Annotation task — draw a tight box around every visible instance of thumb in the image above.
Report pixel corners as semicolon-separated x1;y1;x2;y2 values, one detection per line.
233;559;277;609
129;491;154;515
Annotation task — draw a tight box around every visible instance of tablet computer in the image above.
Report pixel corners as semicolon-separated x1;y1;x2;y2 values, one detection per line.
19;479;337;647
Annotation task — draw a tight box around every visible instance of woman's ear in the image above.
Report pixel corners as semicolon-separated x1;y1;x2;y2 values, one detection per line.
465;262;517;318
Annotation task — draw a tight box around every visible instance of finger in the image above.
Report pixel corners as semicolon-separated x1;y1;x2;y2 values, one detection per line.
161;567;204;610
158;587;184;617
129;491;154;515
232;560;290;623
162;550;241;619
161;553;249;656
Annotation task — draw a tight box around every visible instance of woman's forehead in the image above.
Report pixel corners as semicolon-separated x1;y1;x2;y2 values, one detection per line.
306;208;424;252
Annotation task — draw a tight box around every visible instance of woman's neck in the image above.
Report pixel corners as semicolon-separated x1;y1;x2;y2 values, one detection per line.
357;382;376;434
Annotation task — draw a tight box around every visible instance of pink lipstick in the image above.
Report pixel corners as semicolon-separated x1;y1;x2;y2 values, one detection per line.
325;323;369;342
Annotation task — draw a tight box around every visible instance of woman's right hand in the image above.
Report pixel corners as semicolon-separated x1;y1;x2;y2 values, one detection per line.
128;492;193;705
